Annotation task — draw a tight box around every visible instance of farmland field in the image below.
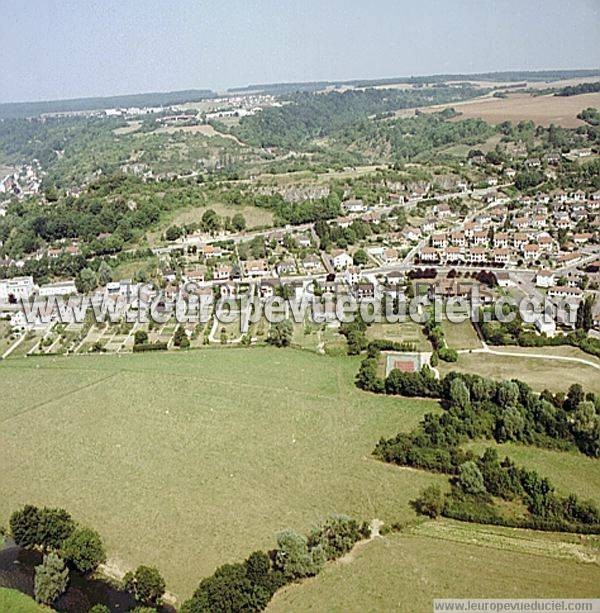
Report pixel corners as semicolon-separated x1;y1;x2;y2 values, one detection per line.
437;351;600;393
439;92;600;128
269;520;600;612
0;348;445;599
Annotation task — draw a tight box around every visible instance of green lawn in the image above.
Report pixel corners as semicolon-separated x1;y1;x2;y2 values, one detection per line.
0;348;442;600
269;521;600;612
441;318;481;350
438;352;600;394
0;588;44;612
490;344;600;367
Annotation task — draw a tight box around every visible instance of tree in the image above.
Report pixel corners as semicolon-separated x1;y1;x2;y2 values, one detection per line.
457;461;486;495
34;552;69;605
36;508;75;550
75;267;98;294
412;484;445;518
352;249;368;266
496;405;525;442
123;565;166;606
134;329;148;346
10;505;41;548
572;401;598;436
201;209;220;233
449;378;470;409
173;325;190;348
273;529;324;580
182;562;270;613
97;261;113;286
307;515;364;560
231;213;247;231
266;320;293;347
61;527;106;574
496;380;519;407
88;606;110;613
576;295;594;331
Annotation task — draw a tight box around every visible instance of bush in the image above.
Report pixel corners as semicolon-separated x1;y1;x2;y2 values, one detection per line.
438;347;458;362
132;342;168;352
133;330;148;346
34;552;69;605
123;565;166;606
412;485;445;518
273;530;324;581
307;515;364;560
61;527;106;574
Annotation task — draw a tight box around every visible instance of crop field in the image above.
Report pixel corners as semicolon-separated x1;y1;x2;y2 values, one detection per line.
440;92;600;128
0;348;446;599
437;352;600;394
269;520;600;612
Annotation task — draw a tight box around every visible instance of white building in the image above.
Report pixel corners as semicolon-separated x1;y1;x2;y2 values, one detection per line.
535;270;555;289
38;280;77;297
0;276;36;302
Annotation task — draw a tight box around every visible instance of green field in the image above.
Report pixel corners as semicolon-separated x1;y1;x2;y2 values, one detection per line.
467;441;600;506
0;588;44;612
366;322;431;351
269;521;600;612
438;352;600;393
0;348;444;600
1;347;598;606
441;318;482;350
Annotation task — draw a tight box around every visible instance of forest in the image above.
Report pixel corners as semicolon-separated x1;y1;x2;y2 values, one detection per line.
232;85;486;148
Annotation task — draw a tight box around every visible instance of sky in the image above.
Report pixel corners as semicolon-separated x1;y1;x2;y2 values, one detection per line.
1;0;599;103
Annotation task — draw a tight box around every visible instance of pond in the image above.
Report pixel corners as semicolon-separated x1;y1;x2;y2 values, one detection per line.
0;538;175;612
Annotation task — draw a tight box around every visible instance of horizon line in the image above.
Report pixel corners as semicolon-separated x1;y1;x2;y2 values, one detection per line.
1;66;600;107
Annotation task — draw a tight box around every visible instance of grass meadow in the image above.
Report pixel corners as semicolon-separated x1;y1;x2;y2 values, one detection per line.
0;588;44;612
0;348;442;599
269;520;600;612
1;347;598;604
437;352;600;394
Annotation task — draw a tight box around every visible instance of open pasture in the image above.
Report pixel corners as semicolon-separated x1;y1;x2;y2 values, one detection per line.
0;348;443;599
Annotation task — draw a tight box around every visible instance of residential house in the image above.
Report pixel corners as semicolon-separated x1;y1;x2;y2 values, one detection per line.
214;264;232;281
536;270;556;288
523;244;541;263
342;198;366;214
420;247;440;263
331;250;353;270
244;259;269;278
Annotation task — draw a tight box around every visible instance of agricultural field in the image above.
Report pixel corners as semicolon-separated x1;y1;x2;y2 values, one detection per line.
437;92;600;128
0;348;445;599
437;351;600;394
269;520;600;612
